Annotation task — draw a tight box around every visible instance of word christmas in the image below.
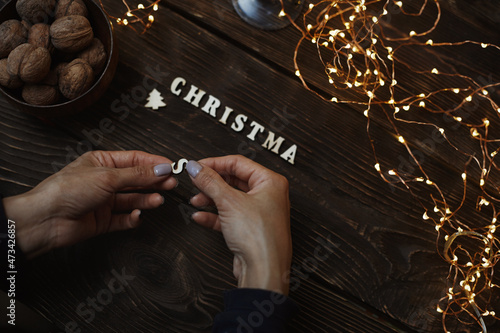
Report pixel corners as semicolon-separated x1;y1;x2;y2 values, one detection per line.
166;76;298;165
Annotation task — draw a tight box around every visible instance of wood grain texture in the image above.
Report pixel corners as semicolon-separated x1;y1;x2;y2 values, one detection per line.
1;0;500;332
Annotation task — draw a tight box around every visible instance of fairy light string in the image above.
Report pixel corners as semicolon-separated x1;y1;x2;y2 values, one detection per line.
98;0;160;34
282;0;500;331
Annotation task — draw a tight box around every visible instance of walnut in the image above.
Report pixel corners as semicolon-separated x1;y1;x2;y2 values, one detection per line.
6;43;51;83
50;15;94;53
16;0;56;24
59;58;94;100
55;0;88;19
77;38;106;74
0;58;23;89
28;23;53;52
0;20;28;58
22;84;59;105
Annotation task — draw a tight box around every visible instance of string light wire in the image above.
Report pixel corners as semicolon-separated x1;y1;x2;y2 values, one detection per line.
99;0;160;34
281;0;500;331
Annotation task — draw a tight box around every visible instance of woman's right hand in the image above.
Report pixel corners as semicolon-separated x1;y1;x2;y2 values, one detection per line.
186;155;292;295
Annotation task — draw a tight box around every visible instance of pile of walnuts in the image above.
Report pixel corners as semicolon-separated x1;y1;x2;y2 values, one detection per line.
0;0;107;105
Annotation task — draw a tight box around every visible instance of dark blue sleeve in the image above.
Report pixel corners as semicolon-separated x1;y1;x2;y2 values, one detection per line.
212;288;299;333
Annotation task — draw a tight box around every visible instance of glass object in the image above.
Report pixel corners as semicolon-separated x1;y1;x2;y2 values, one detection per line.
232;0;304;30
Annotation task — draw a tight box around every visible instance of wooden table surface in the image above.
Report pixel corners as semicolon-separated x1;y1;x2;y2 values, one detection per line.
1;0;500;332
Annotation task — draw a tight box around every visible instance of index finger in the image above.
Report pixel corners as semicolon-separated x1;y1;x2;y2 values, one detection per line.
198;155;277;190
89;150;173;168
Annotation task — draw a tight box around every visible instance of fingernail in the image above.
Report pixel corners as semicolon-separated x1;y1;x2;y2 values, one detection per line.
160;196;165;205
186;160;202;178
154;163;172;177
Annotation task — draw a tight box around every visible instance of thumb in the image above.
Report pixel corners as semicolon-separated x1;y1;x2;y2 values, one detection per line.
187;160;233;204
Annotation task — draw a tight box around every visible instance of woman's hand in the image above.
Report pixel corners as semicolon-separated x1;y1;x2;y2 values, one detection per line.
3;150;176;259
187;155;292;295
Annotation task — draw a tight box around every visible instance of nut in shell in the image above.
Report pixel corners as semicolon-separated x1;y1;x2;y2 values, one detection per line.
16;0;56;24
22;84;59;105
0;20;28;58
7;43;51;83
28;23;53;52
77;38;106;74
50;15;94;53
0;58;23;89
55;0;88;19
59;58;94;100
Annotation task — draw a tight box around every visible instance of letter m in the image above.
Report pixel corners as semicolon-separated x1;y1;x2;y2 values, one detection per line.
261;131;285;154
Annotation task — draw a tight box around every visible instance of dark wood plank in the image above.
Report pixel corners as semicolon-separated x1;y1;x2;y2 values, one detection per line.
0;2;420;332
23;4;464;332
162;0;500;183
1;0;500;332
0;98;88;195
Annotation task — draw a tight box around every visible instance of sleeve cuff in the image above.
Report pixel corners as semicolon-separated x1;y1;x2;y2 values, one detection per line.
212;288;299;333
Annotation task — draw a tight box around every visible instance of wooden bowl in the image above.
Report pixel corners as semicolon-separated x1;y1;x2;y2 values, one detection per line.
0;0;118;117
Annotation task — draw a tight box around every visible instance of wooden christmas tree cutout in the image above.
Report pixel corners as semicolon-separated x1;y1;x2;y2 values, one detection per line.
145;89;166;110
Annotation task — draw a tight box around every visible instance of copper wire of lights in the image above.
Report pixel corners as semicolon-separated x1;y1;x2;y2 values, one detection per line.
98;0;160;34
282;0;500;331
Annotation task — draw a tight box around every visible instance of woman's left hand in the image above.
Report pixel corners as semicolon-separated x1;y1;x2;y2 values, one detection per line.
3;150;176;258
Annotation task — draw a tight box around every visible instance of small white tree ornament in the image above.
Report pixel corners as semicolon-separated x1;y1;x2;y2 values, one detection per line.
145;89;166;110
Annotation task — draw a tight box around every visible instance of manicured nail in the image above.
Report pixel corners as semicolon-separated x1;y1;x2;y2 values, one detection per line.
186;160;202;178
154;163;172;177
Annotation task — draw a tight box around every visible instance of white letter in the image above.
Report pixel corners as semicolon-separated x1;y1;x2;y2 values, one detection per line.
183;85;206;107
262;131;285;154
231;114;248;132
201;95;220;118
247;121;265;141
219;107;234;125
170;77;186;96
280;144;297;165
